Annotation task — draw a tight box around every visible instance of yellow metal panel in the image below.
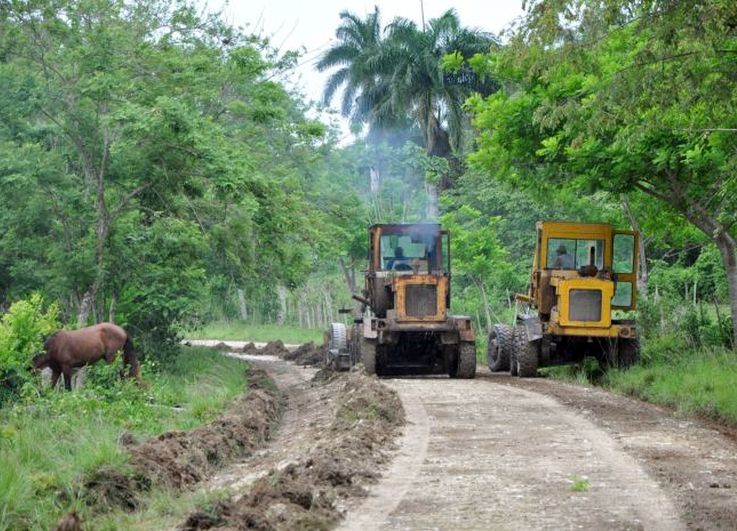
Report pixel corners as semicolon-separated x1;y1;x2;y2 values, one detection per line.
557;278;614;328
547;323;631;337
395;275;447;322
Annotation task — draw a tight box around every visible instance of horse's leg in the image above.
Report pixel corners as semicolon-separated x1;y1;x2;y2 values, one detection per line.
62;365;73;391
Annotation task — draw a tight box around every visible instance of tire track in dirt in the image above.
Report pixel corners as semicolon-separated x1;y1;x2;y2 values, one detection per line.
494;371;737;530
203;353;325;494
341;375;684;531
337;383;430;531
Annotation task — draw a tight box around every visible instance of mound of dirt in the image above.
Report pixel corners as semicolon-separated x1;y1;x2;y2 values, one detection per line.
128;368;282;489
181;368;405;530
82;466;146;512
81;368;282;514
239;342;261;355
282;341;326;366
260;340;290;357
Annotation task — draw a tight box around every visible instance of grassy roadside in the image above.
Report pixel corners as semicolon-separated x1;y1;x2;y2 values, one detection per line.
605;348;737;425
188;321;324;344
0;347;248;530
544;344;737;427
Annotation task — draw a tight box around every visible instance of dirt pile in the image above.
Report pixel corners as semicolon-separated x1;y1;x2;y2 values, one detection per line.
260;340;290;357
128;368;281;489
181;368;405;530
82;368;282;512
239;342;261;355
282;341;326;366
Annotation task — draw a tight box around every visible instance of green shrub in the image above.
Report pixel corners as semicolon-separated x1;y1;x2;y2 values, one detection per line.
0;294;60;403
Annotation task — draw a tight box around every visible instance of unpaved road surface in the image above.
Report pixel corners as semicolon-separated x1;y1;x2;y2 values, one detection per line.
203;353;323;493
194;344;737;530
340;368;737;531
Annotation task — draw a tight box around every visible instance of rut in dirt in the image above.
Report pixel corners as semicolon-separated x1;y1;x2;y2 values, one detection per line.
181;366;405;530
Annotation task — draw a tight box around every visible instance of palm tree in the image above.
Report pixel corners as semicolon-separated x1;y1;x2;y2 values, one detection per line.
318;8;497;162
316;8;388;128
383;10;498;160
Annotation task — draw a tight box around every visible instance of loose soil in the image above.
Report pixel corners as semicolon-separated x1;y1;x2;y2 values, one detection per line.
73;340;737;530
181;363;404;530
281;340;327;366
80;367;282;512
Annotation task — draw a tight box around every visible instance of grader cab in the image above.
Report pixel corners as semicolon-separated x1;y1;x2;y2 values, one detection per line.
328;223;476;378
488;221;639;377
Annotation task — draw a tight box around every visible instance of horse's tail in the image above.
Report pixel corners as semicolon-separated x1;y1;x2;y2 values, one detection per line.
122;335;141;378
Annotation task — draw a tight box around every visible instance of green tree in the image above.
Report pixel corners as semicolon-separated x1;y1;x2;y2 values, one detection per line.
467;0;737;346
318;8;498;189
0;0;342;349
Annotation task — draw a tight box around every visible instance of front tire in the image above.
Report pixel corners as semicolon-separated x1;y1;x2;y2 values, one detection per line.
487;324;513;372
451;342;476;379
513;326;539;377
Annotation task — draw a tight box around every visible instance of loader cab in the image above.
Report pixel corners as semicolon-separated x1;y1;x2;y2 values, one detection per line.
531;221;638;330
366;224;451;321
369;224;449;275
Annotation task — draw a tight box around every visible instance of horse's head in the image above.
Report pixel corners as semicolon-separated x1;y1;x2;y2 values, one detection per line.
30;352;49;372
42;332;59;351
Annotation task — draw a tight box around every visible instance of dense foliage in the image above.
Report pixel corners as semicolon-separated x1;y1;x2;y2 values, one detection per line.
0;0;365;353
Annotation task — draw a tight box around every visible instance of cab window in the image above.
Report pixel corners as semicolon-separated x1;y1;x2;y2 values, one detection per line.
546;238;604;270
380;234;436;272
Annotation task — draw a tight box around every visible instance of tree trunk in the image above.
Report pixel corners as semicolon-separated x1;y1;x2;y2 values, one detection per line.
715;233;737;348
77;289;94;327
108;294;116;323
237;288;248;320
475;279;493;335
276;286;288;326
338;257;357;295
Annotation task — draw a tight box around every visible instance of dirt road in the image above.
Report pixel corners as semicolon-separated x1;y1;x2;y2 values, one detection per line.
189;345;737;530
339;369;737;531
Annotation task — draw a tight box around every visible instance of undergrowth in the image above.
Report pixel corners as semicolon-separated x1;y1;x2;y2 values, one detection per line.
544;336;737;427
0;347;248;530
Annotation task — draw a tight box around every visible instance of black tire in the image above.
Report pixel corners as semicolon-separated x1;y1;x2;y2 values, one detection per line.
487;324;513;372
328;323;348;370
452;342;477;379
617;337;640;369
360;337;377;375
509;340;518;376
513;326;539;378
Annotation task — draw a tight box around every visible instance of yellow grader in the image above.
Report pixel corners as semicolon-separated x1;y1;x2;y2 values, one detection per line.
488;221;639;377
328;223;476;378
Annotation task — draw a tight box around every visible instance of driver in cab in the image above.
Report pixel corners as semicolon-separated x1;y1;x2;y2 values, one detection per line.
387;246;413;271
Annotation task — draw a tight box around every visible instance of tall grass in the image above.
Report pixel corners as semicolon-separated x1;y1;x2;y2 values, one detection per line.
189;321;324;343
606;347;737;425
0;347;247;530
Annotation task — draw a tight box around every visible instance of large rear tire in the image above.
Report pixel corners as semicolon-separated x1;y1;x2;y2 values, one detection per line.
618;337;640;368
487;324;513;372
513;326;539;378
452;342;476;379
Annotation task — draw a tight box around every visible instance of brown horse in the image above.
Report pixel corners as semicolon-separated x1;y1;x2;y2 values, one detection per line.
31;322;141;391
